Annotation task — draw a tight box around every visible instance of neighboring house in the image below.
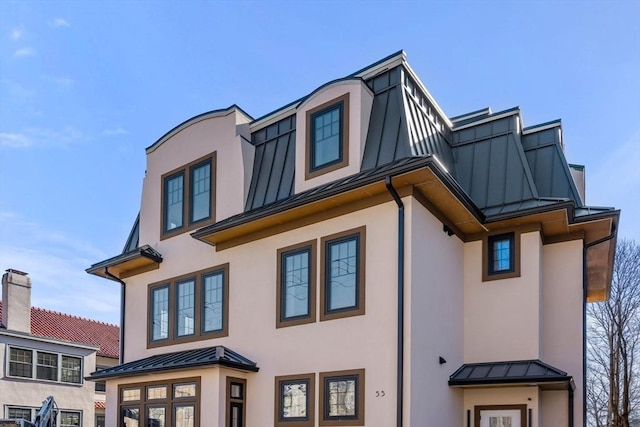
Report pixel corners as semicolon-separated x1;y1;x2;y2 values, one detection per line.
86;51;618;427
0;269;119;427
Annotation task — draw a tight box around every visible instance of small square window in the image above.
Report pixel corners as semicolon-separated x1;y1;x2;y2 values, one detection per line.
275;374;315;427
305;94;350;180
483;231;521;282
319;369;364;426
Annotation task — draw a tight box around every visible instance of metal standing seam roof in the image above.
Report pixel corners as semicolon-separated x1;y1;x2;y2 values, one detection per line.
87;345;258;380
448;359;574;388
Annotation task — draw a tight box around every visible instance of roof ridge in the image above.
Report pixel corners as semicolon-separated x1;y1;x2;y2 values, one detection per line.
32;305;119;328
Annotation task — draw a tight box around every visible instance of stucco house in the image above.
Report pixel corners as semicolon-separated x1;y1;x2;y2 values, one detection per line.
0;269;119;427
86;51;618;427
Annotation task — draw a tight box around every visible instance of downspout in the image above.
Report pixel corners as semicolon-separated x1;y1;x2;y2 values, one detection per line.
385;176;404;427
582;231;616;425
568;386;574;427
104;267;126;364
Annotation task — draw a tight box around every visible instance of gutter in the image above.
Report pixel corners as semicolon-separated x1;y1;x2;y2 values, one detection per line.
385;176;405;427
104;267;126;364
582;230;617;425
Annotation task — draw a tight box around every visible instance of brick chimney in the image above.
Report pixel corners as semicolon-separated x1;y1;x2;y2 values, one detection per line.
2;269;32;333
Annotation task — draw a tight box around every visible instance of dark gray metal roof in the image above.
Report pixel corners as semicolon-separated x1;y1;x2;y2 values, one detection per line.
87;345;258;380
448;359;573;388
122;214;140;253
245;115;296;210
522;124;584;206
452;113;539;210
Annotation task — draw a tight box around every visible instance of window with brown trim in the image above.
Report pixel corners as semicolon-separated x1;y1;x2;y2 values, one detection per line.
320;227;366;322
226;377;246;427
305;94;350;180
482;230;521;282
274;373;315;427
148;264;229;348
161;153;216;239
319;369;365;426
276;241;317;328
118;377;200;427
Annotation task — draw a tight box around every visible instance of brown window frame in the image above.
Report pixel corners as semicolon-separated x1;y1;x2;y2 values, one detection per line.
226;377;247;427
276;240;317;328
161;152;217;240
274;373;315;427
319;369;365;426
482;230;521;282
474;404;526;427
320;227;366;322
118;377;200;427
147;264;229;349
305;93;350;180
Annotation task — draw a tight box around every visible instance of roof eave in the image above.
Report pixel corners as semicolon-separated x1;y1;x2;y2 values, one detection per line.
86;245;163;281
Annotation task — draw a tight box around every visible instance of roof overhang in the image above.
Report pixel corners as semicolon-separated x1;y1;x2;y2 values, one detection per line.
86;345;258;381
86;245;163;281
449;360;575;391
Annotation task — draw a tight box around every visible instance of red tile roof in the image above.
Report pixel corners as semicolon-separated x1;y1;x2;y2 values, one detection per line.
0;301;119;359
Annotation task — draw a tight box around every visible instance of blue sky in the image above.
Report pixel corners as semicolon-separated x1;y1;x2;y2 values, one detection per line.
0;1;638;325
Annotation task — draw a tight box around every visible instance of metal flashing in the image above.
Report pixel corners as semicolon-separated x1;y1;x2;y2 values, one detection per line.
450;107;492;122
452;106;521;131
522;119;562;134
350;50;406;79
401;62;452;128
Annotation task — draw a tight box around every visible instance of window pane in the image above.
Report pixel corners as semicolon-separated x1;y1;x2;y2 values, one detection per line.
190;162;211;223
328;237;358;311
177;280;195;336
152;286;169;341
147;406;166;427
36;352;58;381
165;173;184;231
282;381;308;419
312;105;341;168
174;383;196;398
174;405;195;427
493;238;511;272
61;356;81;383
95;380;106;392
8;407;32;421
230;383;243;399
60;411;80;427
122;388;141;402
282;250;310;319
96;414;105;427
203;271;224;332
9;348;33;378
327;378;356;417
121;407;140;427
147;385;167;400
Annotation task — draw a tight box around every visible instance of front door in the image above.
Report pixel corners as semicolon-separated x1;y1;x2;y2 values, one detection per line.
475;405;526;427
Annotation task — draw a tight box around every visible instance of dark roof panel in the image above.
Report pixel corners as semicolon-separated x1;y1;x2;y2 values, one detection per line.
87;346;258;380
449;359;573;388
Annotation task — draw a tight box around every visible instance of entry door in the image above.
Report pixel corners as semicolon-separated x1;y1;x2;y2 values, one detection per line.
479;409;521;427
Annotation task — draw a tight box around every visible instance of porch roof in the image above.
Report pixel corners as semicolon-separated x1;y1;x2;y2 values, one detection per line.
86;345;258;380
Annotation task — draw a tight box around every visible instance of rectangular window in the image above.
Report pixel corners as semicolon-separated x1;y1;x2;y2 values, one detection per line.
36;351;58;381
148;264;229;348
276;241;316;328
482;230;521;282
226;377;246;427
161;153;216;239
119;378;199;427
60;411;81;427
9;347;33;378
305;94;350;180
319;369;365;426
275;374;315;427
320;227;366;322
61;355;82;384
176;279;196;337
7;407;33;421
151;285;170;342
96;414;105;427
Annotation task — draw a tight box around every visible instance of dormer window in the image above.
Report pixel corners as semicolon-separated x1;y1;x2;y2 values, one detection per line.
305;93;350;179
161;153;216;239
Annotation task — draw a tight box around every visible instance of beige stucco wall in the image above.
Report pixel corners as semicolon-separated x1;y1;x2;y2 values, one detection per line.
294;80;374;193
119;201;401;426
541;240;584;426
463;231;543;362
406;198;464;425
0;334;96;426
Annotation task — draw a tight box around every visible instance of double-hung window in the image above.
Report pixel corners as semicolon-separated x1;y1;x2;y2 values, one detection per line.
162;153;216;238
320;227;366;321
61;355;82;384
319;369;365;426
276;241;317;328
275;374;315;427
8;347;82;384
36;351;58;381
149;264;229;347
9;347;33;378
306;94;350;179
